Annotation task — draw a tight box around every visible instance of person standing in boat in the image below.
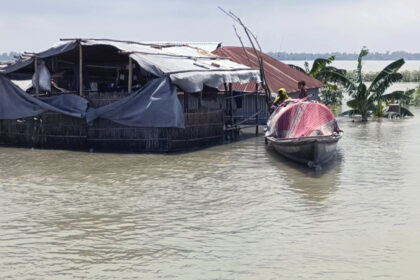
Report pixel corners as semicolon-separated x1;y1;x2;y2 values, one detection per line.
298;80;309;99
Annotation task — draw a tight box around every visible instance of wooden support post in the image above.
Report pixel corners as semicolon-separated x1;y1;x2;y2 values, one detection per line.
223;83;229;140
229;83;234;140
34;56;39;96
198;91;202;109
224;83;228;118
184;92;189;113
255;83;259;136
79;43;83;96
128;56;133;93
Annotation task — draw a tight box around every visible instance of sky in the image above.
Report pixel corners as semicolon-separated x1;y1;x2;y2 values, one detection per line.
0;0;419;54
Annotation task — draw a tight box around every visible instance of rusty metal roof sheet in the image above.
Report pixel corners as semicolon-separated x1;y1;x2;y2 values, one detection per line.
212;46;325;93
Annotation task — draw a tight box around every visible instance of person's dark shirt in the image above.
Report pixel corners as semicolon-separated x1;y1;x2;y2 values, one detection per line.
298;88;308;99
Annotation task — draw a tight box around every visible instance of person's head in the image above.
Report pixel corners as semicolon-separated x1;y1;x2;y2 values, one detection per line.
298;80;306;89
278;88;287;96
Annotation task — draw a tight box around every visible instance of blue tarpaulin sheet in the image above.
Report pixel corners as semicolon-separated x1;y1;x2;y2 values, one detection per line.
0;74;87;119
0;75;184;128
86;77;184;128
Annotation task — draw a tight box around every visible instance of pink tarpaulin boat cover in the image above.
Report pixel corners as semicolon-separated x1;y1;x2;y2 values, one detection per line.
266;100;340;139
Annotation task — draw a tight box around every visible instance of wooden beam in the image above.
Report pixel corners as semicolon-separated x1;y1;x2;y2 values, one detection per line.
79;43;83;96
128;57;133;93
34;56;39;96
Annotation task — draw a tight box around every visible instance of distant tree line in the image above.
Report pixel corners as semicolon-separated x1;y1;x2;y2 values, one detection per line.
0;51;20;62
269;51;420;61
346;70;420;82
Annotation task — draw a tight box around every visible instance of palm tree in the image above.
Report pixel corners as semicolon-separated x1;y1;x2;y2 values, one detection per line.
320;47;405;121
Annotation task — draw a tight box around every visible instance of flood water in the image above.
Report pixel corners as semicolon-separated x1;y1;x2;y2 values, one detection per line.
1;110;420;279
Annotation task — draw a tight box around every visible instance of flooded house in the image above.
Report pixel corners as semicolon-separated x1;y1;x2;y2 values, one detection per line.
212;46;325;124
0;39;260;152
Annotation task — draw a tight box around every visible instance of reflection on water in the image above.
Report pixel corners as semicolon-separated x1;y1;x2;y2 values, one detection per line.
1;110;420;279
265;147;342;205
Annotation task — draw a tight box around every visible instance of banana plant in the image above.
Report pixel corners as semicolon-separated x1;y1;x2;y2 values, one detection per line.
289;48;406;120
331;47;405;121
288;55;347;83
381;89;415;107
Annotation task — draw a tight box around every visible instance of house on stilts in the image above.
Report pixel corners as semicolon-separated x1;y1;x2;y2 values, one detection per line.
0;39;260;152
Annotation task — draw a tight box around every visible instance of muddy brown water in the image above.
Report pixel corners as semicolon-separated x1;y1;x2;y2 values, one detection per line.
1;110;420;279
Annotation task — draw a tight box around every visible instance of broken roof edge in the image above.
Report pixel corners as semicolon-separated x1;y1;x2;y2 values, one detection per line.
61;38;222;52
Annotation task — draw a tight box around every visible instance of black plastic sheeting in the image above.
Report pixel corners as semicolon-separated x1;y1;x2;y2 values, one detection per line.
0;75;184;128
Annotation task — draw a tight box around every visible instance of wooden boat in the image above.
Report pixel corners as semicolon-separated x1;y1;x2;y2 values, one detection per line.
266;133;342;168
265;100;342;168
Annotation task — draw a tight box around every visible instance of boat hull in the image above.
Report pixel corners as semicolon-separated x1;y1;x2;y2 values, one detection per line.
266;134;341;167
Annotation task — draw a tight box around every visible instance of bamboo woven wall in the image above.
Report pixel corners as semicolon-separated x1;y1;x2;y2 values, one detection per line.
168;110;224;151
0;113;87;149
230;94;269;125
0;91;225;152
179;91;269;125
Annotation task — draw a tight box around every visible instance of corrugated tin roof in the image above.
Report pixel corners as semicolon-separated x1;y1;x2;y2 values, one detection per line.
212;47;325;93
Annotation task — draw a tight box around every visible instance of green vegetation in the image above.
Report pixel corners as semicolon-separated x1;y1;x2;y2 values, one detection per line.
376;86;420;108
319;87;344;105
410;86;420;106
321;47;407;121
288;55;348;84
288;56;350;105
382;89;415;107
304;47;419;119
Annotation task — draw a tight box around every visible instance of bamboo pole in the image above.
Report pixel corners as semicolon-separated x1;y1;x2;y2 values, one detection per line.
79;43;83;96
34;56;39;96
218;7;272;109
128;57;133;93
255;83;259;135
